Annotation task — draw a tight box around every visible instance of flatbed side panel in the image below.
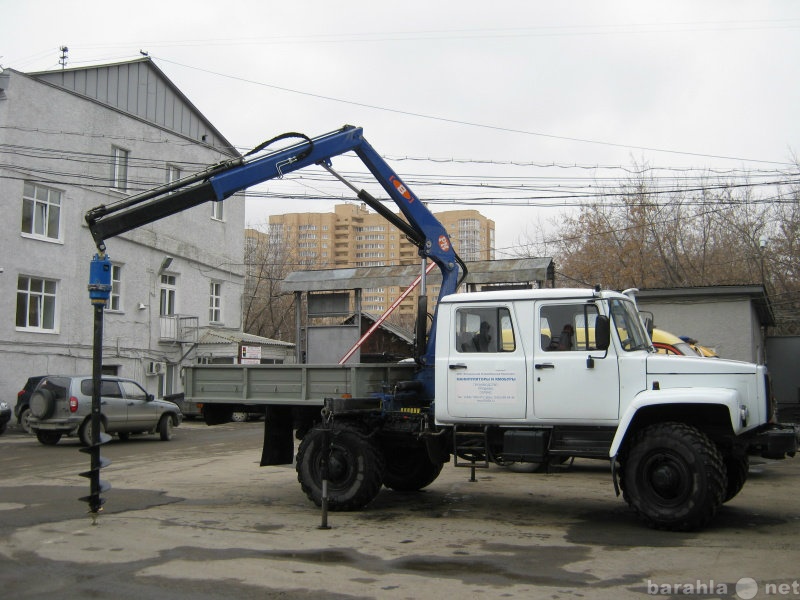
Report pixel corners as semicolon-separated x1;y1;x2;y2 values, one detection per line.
184;364;417;406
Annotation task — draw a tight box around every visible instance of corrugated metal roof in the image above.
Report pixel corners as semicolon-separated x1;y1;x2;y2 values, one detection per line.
280;258;554;293
29;58;238;157
342;312;415;344
197;329;294;347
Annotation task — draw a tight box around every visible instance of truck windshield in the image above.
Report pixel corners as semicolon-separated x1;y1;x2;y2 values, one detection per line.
608;298;652;352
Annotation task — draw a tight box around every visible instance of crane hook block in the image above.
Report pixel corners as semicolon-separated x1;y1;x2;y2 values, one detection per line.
88;253;113;306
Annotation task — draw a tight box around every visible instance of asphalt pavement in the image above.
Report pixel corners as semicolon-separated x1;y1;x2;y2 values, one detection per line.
1;420;799;599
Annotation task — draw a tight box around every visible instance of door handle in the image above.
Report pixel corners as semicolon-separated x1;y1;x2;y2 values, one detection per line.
449;363;468;370
534;363;555;369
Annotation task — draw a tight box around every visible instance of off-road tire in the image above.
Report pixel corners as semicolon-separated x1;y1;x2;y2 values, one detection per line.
620;422;725;531
36;430;62;445
383;445;444;491
722;454;749;503
158;415;173;441
296;424;384;511
30;390;56;419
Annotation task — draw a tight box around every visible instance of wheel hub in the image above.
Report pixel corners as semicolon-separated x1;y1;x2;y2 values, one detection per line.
327;450;349;481
650;463;682;499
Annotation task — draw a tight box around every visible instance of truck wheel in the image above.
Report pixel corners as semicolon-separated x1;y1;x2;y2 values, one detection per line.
79;418;106;446
30;390;55;419
36;430;62;445
383;446;444;491
158;415;174;441
296;425;384;511
722;454;748;503
620;422;725;531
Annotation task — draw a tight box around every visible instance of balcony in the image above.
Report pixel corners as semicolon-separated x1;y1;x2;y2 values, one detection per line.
159;314;199;343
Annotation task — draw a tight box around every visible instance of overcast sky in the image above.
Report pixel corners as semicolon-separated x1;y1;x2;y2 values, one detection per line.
3;0;799;255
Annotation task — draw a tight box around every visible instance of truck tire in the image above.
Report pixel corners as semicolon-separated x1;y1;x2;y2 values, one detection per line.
296;425;384;511
620;422;725;531
30;390;55;419
722;454;748;503
36;430;62;445
383;446;444;491
79;418;106;446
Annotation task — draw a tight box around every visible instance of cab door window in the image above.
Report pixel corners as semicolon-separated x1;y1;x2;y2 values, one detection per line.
540;303;600;352
455;307;515;353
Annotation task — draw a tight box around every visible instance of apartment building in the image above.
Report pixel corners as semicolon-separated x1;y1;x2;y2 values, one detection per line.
263;203;495;319
0;58;247;403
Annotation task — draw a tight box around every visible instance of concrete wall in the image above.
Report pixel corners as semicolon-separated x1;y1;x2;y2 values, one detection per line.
636;296;762;363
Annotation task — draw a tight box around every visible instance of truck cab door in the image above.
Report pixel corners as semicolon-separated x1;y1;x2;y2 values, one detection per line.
445;305;527;420
532;301;620;421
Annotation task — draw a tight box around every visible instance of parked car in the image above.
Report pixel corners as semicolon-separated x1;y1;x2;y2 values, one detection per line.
679;335;720;358
27;375;182;446
0;400;11;435
14;375;46;434
650;328;703;356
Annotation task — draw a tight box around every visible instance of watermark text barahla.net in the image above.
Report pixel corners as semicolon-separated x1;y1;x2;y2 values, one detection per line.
647;578;800;598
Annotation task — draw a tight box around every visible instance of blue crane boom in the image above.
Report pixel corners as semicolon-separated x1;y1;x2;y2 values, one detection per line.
85;125;464;368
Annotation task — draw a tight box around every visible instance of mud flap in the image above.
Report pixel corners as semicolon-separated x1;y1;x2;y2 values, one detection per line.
260;405;295;466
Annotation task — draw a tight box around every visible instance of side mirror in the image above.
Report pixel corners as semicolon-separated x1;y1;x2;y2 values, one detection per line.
640;310;654;337
595;315;611;350
147;394;155;402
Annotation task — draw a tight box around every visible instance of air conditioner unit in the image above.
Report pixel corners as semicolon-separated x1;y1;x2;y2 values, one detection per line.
147;361;166;376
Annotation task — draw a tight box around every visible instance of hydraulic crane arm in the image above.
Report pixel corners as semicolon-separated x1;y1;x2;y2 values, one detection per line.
85;125;464;366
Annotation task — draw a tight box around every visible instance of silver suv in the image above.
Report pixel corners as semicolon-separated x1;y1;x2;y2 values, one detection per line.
28;375;182;446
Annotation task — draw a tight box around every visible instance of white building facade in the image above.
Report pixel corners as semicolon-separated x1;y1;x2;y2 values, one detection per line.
0;58;246;401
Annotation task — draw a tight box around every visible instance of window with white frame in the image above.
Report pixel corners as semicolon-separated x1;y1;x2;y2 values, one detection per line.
16;276;57;331
211;201;224;221
109;264;122;311
159;274;177;316
166;164;181;193
21;182;62;241
209;282;222;323
166;164;181;184
111;146;129;190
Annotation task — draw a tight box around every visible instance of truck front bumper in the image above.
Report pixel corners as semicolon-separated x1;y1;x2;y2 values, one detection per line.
748;424;798;459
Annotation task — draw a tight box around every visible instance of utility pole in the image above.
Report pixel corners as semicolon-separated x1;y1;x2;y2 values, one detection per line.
59;46;68;69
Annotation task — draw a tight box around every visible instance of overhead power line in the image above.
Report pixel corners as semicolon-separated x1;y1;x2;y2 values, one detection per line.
153;55;795;167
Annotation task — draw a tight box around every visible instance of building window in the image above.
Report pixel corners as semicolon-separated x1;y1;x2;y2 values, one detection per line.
211;201;224;221
159;274;176;316
209;282;222;323
21;182;62;241
166;164;181;194
111;146;129;190
108;264;122;311
16;276;57;331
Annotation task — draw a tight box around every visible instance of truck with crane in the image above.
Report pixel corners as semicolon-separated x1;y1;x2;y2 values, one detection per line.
85;125;796;531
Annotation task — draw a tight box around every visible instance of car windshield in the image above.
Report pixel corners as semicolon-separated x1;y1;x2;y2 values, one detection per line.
608;298;652;352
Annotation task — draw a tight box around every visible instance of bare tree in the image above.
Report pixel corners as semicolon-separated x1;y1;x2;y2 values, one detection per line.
243;227;297;342
515;166;800;334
